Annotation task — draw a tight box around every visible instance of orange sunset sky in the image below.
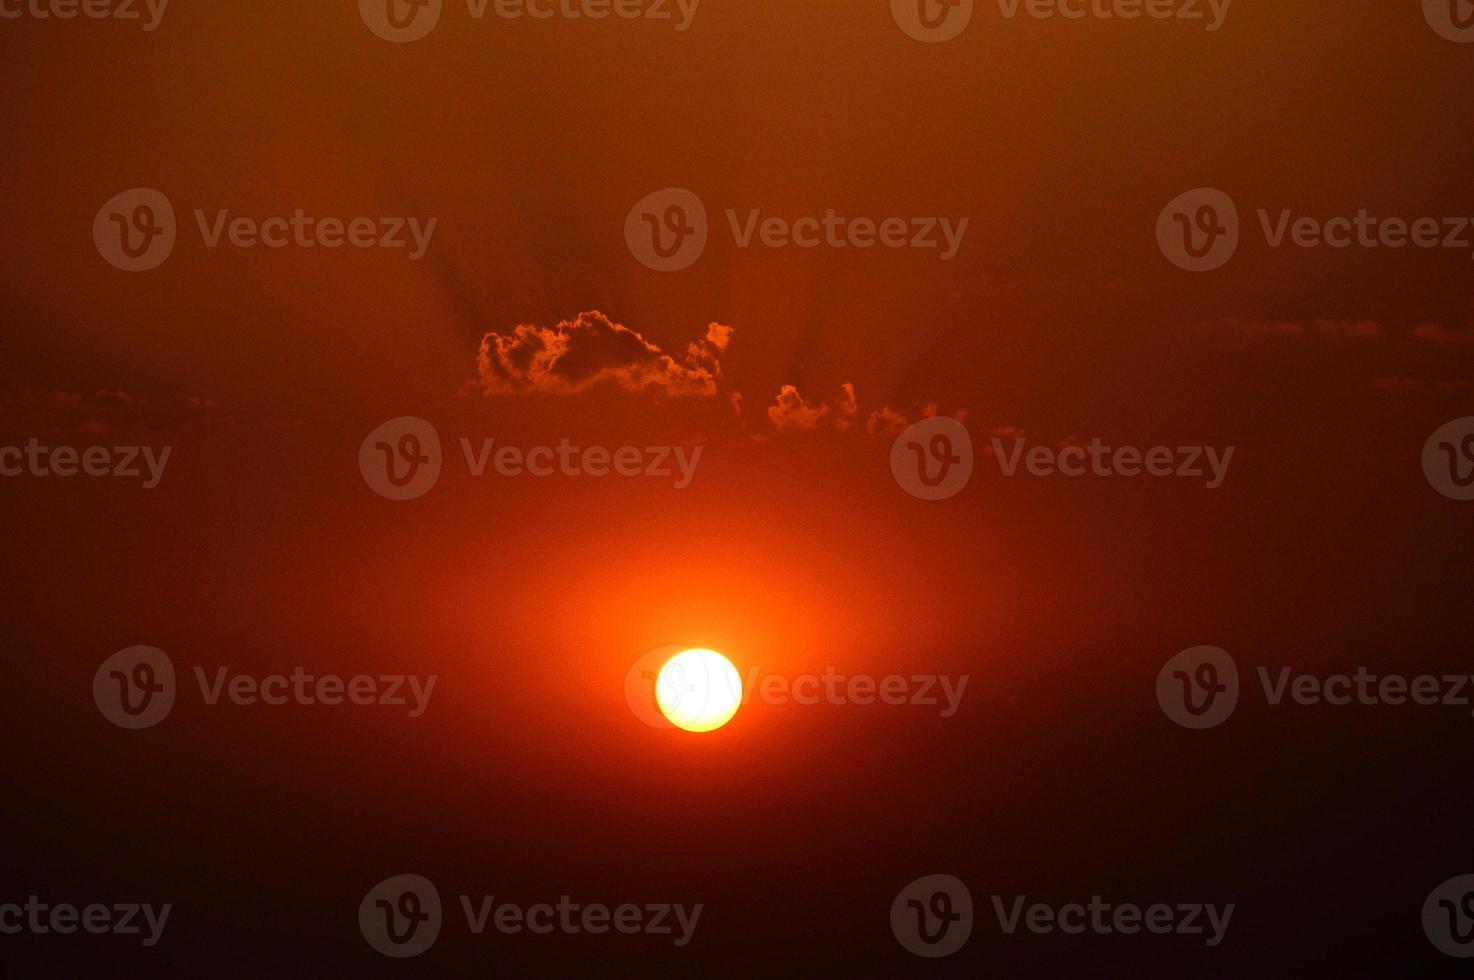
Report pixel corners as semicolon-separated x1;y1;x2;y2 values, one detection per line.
3;1;1474;974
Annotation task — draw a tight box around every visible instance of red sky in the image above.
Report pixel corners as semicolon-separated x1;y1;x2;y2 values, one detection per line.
3;1;1473;974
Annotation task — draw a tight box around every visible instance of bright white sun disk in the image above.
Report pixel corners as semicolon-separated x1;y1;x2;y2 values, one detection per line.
655;648;742;733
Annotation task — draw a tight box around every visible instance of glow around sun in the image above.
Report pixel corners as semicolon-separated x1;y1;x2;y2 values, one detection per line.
655;648;742;733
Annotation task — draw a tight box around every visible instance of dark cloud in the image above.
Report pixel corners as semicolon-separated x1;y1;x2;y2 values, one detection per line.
0;388;244;439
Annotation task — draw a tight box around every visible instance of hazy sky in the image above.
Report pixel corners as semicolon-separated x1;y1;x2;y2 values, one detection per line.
3;1;1473;973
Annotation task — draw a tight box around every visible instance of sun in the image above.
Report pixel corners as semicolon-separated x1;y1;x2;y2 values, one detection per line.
655;648;743;733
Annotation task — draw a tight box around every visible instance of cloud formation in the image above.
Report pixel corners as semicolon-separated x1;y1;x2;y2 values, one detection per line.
469;311;733;398
766;383;860;434
766;385;828;433
1412;321;1474;346
0;388;242;439
762;383;966;441
866;407;908;439
463;311;966;444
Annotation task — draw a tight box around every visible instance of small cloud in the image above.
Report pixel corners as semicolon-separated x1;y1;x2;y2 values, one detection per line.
978;425;1028;458
704;322;735;352
767;385;831;433
767;382;869;434
866;407;908;439
834;383;858;431
1314;318;1380;338
1412;321;1474;346
93;388;138;410
865;403;971;439
468;310;732;399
